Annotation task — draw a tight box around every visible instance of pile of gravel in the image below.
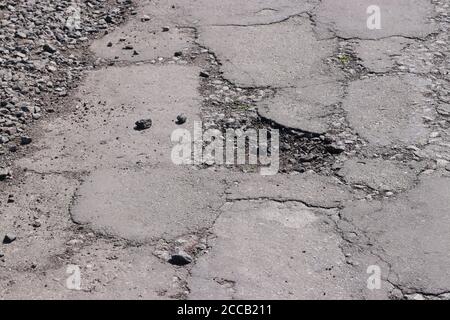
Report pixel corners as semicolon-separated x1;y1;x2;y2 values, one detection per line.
0;0;134;156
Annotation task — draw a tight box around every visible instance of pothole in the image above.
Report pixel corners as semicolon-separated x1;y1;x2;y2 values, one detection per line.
0;0;136;164
153;233;209;267
195;49;353;174
330;40;369;81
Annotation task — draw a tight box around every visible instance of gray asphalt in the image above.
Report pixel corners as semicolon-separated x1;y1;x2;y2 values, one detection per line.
0;0;449;300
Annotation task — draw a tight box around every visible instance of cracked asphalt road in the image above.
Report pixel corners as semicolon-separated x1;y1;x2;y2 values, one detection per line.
0;0;449;300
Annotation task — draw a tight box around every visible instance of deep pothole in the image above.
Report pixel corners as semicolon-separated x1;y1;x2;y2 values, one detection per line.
194;51;351;175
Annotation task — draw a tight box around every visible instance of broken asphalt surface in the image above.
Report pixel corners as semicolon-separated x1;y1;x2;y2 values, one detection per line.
0;0;449;300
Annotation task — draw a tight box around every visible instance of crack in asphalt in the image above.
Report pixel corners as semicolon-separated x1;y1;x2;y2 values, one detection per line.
210;11;311;28
225;197;341;210
1;0;448;300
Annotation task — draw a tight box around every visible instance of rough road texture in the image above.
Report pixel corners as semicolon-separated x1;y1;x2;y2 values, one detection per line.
0;0;449;300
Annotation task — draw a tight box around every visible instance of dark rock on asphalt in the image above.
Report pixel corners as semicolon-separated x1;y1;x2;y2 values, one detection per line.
0;167;11;181
3;234;17;244
134;118;153;131
176;114;187;125
168;251;193;266
20;136;32;145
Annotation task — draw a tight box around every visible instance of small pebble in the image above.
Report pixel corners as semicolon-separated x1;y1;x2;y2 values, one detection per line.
168;250;193;266
3;234;17;244
134;118;153;131
20;136;32;145
176;114;187;125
